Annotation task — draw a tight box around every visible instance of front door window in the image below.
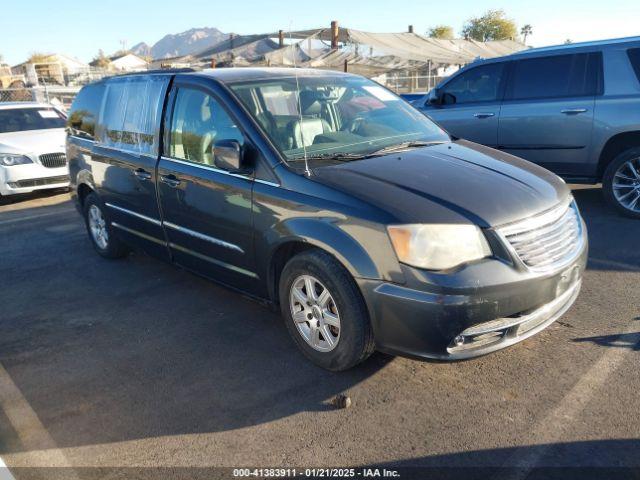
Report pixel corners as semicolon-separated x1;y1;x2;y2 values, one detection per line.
169;88;245;166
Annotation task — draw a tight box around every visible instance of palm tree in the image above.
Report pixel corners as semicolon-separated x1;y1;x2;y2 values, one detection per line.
521;24;533;44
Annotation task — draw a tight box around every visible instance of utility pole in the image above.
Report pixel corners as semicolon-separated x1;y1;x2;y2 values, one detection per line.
331;20;339;50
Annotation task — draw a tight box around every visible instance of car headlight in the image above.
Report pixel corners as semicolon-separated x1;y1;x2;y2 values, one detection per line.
387;224;492;270
0;154;33;166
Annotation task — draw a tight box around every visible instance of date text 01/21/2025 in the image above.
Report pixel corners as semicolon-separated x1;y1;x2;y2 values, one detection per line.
232;468;401;478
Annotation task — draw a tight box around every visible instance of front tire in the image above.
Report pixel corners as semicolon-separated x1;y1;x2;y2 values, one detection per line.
83;192;129;259
279;249;375;371
603;147;640;219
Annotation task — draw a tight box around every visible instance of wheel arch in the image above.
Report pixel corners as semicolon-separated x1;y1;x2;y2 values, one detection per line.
264;219;383;304
597;131;640;180
75;169;97;207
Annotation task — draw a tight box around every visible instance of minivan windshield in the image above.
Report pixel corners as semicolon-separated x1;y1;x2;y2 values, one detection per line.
229;76;449;163
0;107;66;134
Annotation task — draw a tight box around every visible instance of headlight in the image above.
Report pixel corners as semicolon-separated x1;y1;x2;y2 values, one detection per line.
387;224;492;270
0;154;33;166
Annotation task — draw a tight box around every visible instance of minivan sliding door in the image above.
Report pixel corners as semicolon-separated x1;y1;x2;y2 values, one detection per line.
93;75;170;260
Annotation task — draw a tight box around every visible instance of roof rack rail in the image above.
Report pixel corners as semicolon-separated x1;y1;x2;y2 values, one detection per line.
110;68;199;78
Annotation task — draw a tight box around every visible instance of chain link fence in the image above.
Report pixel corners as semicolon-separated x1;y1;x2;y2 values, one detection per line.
0;70;448;109
381;75;449;94
0;86;81;110
0;88;34;102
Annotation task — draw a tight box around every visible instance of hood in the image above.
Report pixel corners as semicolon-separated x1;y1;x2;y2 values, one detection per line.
0;128;66;155
310;140;570;228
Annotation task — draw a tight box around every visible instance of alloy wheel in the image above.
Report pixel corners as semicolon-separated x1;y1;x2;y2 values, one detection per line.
612;157;640;213
88;204;109;249
289;275;341;352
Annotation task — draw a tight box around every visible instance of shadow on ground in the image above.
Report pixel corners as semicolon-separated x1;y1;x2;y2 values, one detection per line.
0;196;391;454
0;185;637;457
369;439;640;479
571;186;640;272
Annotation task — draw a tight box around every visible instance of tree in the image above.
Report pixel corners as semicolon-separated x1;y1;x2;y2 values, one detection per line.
427;25;455;40
520;24;533;44
28;52;53;63
461;9;518;42
92;49;111;69
564;39;573;44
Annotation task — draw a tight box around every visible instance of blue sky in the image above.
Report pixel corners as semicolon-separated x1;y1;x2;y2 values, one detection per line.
2;0;638;64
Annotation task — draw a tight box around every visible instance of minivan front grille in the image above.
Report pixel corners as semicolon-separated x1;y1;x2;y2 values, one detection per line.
39;153;67;168
497;201;583;272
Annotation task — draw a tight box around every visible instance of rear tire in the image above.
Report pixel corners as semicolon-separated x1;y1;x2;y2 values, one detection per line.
603;147;640;219
279;249;375;371
83;192;129;259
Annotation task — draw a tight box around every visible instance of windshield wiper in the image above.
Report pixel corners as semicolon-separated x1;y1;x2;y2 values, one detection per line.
288;152;368;162
366;140;446;157
287;140;446;163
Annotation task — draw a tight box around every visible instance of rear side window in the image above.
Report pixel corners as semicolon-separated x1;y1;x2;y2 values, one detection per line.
67;83;105;140
98;76;168;155
628;48;640;83
507;53;601;100
441;62;506;104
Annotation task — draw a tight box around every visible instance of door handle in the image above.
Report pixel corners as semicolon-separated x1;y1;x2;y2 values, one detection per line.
160;174;182;188
561;108;588;115
474;112;495;119
133;168;152;181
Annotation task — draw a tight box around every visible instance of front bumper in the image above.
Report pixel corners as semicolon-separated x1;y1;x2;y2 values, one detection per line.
357;239;588;361
0;164;69;195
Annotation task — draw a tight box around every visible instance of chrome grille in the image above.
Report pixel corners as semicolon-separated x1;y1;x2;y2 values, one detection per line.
39;153;67;168
498;201;583;272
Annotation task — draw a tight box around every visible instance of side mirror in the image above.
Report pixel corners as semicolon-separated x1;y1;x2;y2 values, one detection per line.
213;139;248;173
427;88;444;107
441;92;457;105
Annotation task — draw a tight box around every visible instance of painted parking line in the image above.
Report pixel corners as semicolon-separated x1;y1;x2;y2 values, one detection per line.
500;322;640;477
0;209;74;227
0;363;79;478
0;456;16;480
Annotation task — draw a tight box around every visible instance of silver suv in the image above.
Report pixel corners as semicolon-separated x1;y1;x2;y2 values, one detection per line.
415;36;640;218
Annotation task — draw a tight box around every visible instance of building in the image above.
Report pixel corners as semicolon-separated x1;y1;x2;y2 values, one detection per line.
108;53;149;72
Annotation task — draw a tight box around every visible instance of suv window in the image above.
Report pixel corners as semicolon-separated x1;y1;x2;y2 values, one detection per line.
507;53;600;100
67;82;105;139
441;62;505;104
169;88;245;166
628;48;640;84
98;76;167;155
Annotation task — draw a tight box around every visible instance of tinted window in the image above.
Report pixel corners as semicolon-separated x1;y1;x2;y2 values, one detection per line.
441;62;505;104
169;88;245;165
628;48;640;83
0;107;65;134
67;83;105;139
508;53;599;100
98;76;167;155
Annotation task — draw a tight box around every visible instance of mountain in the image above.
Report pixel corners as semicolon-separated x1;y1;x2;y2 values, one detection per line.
130;42;152;58
138;28;228;60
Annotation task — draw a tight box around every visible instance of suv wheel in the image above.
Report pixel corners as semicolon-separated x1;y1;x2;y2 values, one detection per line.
83;192;129;259
279;249;375;371
603;147;640;219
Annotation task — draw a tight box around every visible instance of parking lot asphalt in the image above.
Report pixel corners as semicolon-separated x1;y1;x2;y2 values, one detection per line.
0;185;638;479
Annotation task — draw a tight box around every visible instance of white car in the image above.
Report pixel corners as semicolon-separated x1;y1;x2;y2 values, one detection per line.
0;102;69;198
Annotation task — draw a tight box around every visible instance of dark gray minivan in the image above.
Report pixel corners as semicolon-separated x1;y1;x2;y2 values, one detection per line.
416;36;640;218
67;68;587;371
